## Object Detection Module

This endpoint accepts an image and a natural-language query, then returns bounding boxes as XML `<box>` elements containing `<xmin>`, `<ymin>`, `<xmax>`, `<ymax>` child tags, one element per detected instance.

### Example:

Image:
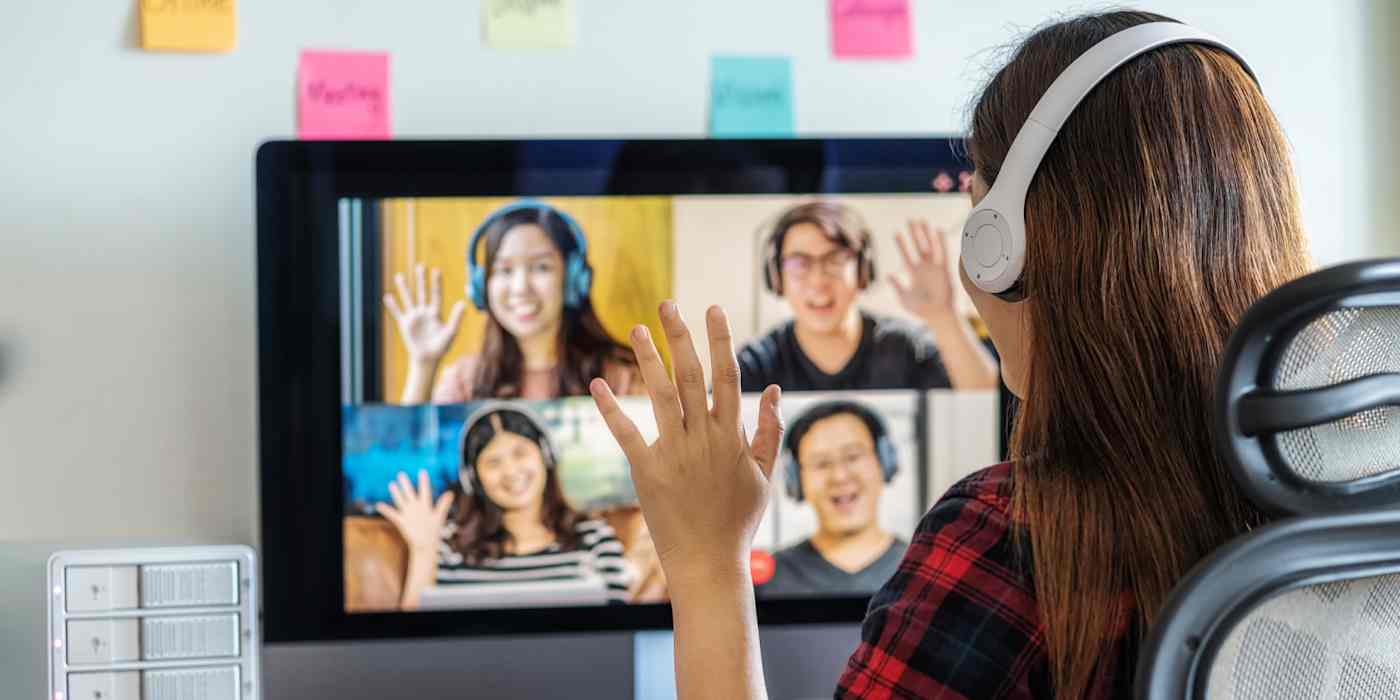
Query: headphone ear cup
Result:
<box><xmin>469</xmin><ymin>267</ymin><xmax>488</xmax><ymax>311</ymax></box>
<box><xmin>539</xmin><ymin>434</ymin><xmax>558</xmax><ymax>470</ymax></box>
<box><xmin>567</xmin><ymin>254</ymin><xmax>593</xmax><ymax>309</ymax></box>
<box><xmin>763</xmin><ymin>235</ymin><xmax>783</xmax><ymax>295</ymax></box>
<box><xmin>458</xmin><ymin>464</ymin><xmax>476</xmax><ymax>499</ymax></box>
<box><xmin>876</xmin><ymin>436</ymin><xmax>898</xmax><ymax>483</ymax></box>
<box><xmin>782</xmin><ymin>451</ymin><xmax>803</xmax><ymax>501</ymax></box>
<box><xmin>862</xmin><ymin>250</ymin><xmax>877</xmax><ymax>290</ymax></box>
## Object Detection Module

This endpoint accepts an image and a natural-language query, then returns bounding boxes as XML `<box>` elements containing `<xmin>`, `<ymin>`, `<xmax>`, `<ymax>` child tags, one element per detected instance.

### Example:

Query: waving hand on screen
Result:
<box><xmin>889</xmin><ymin>220</ymin><xmax>1000</xmax><ymax>390</ymax></box>
<box><xmin>383</xmin><ymin>264</ymin><xmax>467</xmax><ymax>403</ymax></box>
<box><xmin>889</xmin><ymin>219</ymin><xmax>958</xmax><ymax>324</ymax></box>
<box><xmin>375</xmin><ymin>469</ymin><xmax>454</xmax><ymax>610</ymax></box>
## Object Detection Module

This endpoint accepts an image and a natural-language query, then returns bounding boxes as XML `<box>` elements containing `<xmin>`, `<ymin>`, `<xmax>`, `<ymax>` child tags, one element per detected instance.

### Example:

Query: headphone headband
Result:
<box><xmin>961</xmin><ymin>22</ymin><xmax>1256</xmax><ymax>296</ymax></box>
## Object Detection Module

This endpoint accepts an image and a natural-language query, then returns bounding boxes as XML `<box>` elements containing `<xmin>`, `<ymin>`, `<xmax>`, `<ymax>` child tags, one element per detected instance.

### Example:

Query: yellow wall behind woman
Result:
<box><xmin>381</xmin><ymin>197</ymin><xmax>673</xmax><ymax>401</ymax></box>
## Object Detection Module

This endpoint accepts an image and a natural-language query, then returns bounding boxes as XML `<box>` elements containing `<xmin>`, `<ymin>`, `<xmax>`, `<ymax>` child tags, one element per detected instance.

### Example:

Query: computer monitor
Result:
<box><xmin>256</xmin><ymin>138</ymin><xmax>1007</xmax><ymax>643</ymax></box>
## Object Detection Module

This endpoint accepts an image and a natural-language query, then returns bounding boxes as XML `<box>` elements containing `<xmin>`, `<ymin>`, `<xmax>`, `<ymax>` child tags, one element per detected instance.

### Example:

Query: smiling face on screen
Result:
<box><xmin>779</xmin><ymin>222</ymin><xmax>862</xmax><ymax>335</ymax></box>
<box><xmin>797</xmin><ymin>413</ymin><xmax>885</xmax><ymax>538</ymax></box>
<box><xmin>474</xmin><ymin>423</ymin><xmax>549</xmax><ymax>513</ymax></box>
<box><xmin>485</xmin><ymin>223</ymin><xmax>566</xmax><ymax>344</ymax></box>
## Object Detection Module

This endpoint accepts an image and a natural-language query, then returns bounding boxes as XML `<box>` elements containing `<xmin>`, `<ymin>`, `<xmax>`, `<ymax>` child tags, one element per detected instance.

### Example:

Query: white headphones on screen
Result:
<box><xmin>960</xmin><ymin>22</ymin><xmax>1257</xmax><ymax>298</ymax></box>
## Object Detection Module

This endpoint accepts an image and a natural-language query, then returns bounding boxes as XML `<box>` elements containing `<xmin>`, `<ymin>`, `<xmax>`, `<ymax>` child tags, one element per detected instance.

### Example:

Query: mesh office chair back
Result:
<box><xmin>1138</xmin><ymin>259</ymin><xmax>1400</xmax><ymax>699</ymax></box>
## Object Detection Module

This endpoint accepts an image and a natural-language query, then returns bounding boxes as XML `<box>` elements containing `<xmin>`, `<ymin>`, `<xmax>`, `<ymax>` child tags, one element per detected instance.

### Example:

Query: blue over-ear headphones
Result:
<box><xmin>781</xmin><ymin>400</ymin><xmax>899</xmax><ymax>502</ymax></box>
<box><xmin>465</xmin><ymin>199</ymin><xmax>593</xmax><ymax>311</ymax></box>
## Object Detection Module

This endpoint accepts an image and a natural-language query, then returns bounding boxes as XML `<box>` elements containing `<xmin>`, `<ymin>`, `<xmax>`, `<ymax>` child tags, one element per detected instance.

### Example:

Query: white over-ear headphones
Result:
<box><xmin>960</xmin><ymin>22</ymin><xmax>1256</xmax><ymax>297</ymax></box>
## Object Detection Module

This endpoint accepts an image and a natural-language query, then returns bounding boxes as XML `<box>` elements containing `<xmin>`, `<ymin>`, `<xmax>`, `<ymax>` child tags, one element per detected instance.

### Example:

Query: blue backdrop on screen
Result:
<box><xmin>342</xmin><ymin>404</ymin><xmax>468</xmax><ymax>513</ymax></box>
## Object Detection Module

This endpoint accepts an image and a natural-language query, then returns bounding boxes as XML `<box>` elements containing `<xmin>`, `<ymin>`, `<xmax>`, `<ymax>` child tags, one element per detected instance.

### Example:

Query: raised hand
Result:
<box><xmin>889</xmin><ymin>219</ymin><xmax>959</xmax><ymax>326</ymax></box>
<box><xmin>375</xmin><ymin>470</ymin><xmax>454</xmax><ymax>556</ymax></box>
<box><xmin>383</xmin><ymin>264</ymin><xmax>466</xmax><ymax>367</ymax></box>
<box><xmin>588</xmin><ymin>302</ymin><xmax>783</xmax><ymax>584</ymax></box>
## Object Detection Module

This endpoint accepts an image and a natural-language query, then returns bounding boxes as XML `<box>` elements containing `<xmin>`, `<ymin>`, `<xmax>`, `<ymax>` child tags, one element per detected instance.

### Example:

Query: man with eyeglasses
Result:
<box><xmin>758</xmin><ymin>401</ymin><xmax>907</xmax><ymax>597</ymax></box>
<box><xmin>737</xmin><ymin>200</ymin><xmax>998</xmax><ymax>393</ymax></box>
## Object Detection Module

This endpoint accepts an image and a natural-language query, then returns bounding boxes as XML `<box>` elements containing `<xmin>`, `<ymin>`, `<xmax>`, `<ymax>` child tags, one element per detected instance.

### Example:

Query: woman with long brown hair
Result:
<box><xmin>588</xmin><ymin>9</ymin><xmax>1311</xmax><ymax>698</ymax></box>
<box><xmin>378</xmin><ymin>404</ymin><xmax>635</xmax><ymax>609</ymax></box>
<box><xmin>384</xmin><ymin>200</ymin><xmax>640</xmax><ymax>403</ymax></box>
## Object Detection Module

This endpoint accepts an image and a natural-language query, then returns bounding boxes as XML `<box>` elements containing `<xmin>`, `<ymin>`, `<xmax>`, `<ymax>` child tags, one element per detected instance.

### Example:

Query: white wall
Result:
<box><xmin>1</xmin><ymin>0</ymin><xmax>1396</xmax><ymax>545</ymax></box>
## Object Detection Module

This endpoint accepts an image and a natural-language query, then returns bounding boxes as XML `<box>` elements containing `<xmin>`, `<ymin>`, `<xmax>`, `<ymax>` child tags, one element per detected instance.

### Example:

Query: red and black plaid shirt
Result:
<box><xmin>835</xmin><ymin>463</ymin><xmax>1137</xmax><ymax>699</ymax></box>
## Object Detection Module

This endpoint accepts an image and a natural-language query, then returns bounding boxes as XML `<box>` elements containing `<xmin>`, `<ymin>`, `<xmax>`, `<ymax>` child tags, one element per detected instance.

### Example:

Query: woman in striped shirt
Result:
<box><xmin>377</xmin><ymin>403</ymin><xmax>634</xmax><ymax>609</ymax></box>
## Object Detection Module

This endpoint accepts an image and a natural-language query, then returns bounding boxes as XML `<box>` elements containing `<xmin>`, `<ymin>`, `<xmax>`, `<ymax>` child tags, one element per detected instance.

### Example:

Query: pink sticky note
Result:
<box><xmin>298</xmin><ymin>50</ymin><xmax>391</xmax><ymax>139</ymax></box>
<box><xmin>831</xmin><ymin>0</ymin><xmax>912</xmax><ymax>59</ymax></box>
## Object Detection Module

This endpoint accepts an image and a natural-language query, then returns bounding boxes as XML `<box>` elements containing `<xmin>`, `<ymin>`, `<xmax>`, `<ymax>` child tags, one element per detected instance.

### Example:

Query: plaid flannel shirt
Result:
<box><xmin>835</xmin><ymin>462</ymin><xmax>1136</xmax><ymax>699</ymax></box>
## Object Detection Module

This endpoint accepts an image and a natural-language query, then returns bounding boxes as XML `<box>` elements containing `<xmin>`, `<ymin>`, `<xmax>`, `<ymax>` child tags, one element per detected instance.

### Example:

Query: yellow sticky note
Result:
<box><xmin>483</xmin><ymin>0</ymin><xmax>576</xmax><ymax>50</ymax></box>
<box><xmin>140</xmin><ymin>0</ymin><xmax>237</xmax><ymax>53</ymax></box>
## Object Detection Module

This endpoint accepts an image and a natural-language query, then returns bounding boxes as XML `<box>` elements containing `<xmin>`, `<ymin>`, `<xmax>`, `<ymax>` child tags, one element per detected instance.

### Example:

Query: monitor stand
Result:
<box><xmin>633</xmin><ymin>630</ymin><xmax>677</xmax><ymax>700</ymax></box>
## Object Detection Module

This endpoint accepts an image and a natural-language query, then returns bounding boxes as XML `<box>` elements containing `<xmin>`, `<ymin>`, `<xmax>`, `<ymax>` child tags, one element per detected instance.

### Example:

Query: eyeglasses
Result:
<box><xmin>803</xmin><ymin>447</ymin><xmax>876</xmax><ymax>474</ymax></box>
<box><xmin>779</xmin><ymin>249</ymin><xmax>857</xmax><ymax>280</ymax></box>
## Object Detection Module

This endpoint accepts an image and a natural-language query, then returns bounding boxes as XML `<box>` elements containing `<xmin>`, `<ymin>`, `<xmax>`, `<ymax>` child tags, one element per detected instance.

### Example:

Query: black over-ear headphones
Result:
<box><xmin>761</xmin><ymin>201</ymin><xmax>876</xmax><ymax>296</ymax></box>
<box><xmin>458</xmin><ymin>401</ymin><xmax>558</xmax><ymax>503</ymax></box>
<box><xmin>781</xmin><ymin>400</ymin><xmax>899</xmax><ymax>502</ymax></box>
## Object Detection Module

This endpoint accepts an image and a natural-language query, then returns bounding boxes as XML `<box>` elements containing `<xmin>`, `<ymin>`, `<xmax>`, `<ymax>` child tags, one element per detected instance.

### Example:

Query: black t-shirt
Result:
<box><xmin>737</xmin><ymin>311</ymin><xmax>952</xmax><ymax>393</ymax></box>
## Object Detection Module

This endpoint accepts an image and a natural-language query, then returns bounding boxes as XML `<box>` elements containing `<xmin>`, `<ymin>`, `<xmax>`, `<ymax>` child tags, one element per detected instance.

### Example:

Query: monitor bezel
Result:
<box><xmin>255</xmin><ymin>137</ymin><xmax>1003</xmax><ymax>643</ymax></box>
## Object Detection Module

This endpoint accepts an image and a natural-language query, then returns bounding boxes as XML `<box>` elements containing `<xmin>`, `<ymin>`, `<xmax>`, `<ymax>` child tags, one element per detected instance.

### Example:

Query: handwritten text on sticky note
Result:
<box><xmin>483</xmin><ymin>0</ymin><xmax>576</xmax><ymax>49</ymax></box>
<box><xmin>831</xmin><ymin>0</ymin><xmax>912</xmax><ymax>59</ymax></box>
<box><xmin>298</xmin><ymin>50</ymin><xmax>391</xmax><ymax>140</ymax></box>
<box><xmin>710</xmin><ymin>56</ymin><xmax>794</xmax><ymax>138</ymax></box>
<box><xmin>140</xmin><ymin>0</ymin><xmax>237</xmax><ymax>53</ymax></box>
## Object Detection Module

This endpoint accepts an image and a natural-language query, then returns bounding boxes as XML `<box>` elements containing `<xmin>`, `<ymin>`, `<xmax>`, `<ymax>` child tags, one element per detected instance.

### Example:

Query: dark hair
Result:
<box><xmin>451</xmin><ymin>408</ymin><xmax>582</xmax><ymax>564</ymax></box>
<box><xmin>763</xmin><ymin>201</ymin><xmax>875</xmax><ymax>293</ymax></box>
<box><xmin>784</xmin><ymin>401</ymin><xmax>884</xmax><ymax>468</ymax></box>
<box><xmin>469</xmin><ymin>206</ymin><xmax>636</xmax><ymax>398</ymax></box>
<box><xmin>969</xmin><ymin>10</ymin><xmax>1311</xmax><ymax>695</ymax></box>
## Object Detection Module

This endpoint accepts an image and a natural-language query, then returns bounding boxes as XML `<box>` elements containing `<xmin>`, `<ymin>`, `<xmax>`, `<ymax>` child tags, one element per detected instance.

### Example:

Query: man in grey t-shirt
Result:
<box><xmin>758</xmin><ymin>401</ymin><xmax>909</xmax><ymax>598</ymax></box>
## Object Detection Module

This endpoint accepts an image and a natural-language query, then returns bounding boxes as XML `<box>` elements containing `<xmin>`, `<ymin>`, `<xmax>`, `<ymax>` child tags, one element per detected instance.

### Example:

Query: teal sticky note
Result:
<box><xmin>709</xmin><ymin>56</ymin><xmax>794</xmax><ymax>137</ymax></box>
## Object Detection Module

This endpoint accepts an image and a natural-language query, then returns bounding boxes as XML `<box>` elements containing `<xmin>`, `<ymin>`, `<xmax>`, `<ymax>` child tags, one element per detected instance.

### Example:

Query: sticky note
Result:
<box><xmin>483</xmin><ymin>0</ymin><xmax>576</xmax><ymax>49</ymax></box>
<box><xmin>139</xmin><ymin>0</ymin><xmax>237</xmax><ymax>53</ymax></box>
<box><xmin>830</xmin><ymin>0</ymin><xmax>912</xmax><ymax>59</ymax></box>
<box><xmin>709</xmin><ymin>56</ymin><xmax>794</xmax><ymax>138</ymax></box>
<box><xmin>297</xmin><ymin>51</ymin><xmax>392</xmax><ymax>140</ymax></box>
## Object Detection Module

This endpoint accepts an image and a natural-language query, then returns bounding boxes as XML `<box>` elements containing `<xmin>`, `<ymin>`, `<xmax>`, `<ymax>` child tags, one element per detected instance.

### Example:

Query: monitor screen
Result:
<box><xmin>257</xmin><ymin>139</ymin><xmax>1008</xmax><ymax>641</ymax></box>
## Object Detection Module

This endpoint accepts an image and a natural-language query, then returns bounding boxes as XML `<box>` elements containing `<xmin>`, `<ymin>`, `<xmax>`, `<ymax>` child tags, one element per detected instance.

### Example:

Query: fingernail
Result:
<box><xmin>660</xmin><ymin>300</ymin><xmax>677</xmax><ymax>319</ymax></box>
<box><xmin>632</xmin><ymin>325</ymin><xmax>648</xmax><ymax>341</ymax></box>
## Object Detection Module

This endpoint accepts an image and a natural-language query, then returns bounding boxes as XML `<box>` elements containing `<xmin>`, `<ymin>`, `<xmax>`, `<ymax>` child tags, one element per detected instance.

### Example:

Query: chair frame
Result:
<box><xmin>1217</xmin><ymin>258</ymin><xmax>1400</xmax><ymax>515</ymax></box>
<box><xmin>1135</xmin><ymin>508</ymin><xmax>1400</xmax><ymax>699</ymax></box>
<box><xmin>1140</xmin><ymin>258</ymin><xmax>1400</xmax><ymax>698</ymax></box>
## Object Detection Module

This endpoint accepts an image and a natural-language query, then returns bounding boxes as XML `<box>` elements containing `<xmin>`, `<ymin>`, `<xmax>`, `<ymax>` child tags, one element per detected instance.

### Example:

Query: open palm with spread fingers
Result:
<box><xmin>589</xmin><ymin>302</ymin><xmax>783</xmax><ymax>583</ymax></box>
<box><xmin>376</xmin><ymin>470</ymin><xmax>454</xmax><ymax>610</ymax></box>
<box><xmin>590</xmin><ymin>301</ymin><xmax>782</xmax><ymax>700</ymax></box>
<box><xmin>376</xmin><ymin>470</ymin><xmax>454</xmax><ymax>555</ymax></box>
<box><xmin>890</xmin><ymin>219</ymin><xmax>959</xmax><ymax>325</ymax></box>
<box><xmin>383</xmin><ymin>263</ymin><xmax>467</xmax><ymax>366</ymax></box>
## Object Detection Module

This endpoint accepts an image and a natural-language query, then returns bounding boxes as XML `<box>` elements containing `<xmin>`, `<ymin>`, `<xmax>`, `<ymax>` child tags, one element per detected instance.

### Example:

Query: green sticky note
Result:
<box><xmin>709</xmin><ymin>56</ymin><xmax>794</xmax><ymax>138</ymax></box>
<box><xmin>483</xmin><ymin>0</ymin><xmax>576</xmax><ymax>49</ymax></box>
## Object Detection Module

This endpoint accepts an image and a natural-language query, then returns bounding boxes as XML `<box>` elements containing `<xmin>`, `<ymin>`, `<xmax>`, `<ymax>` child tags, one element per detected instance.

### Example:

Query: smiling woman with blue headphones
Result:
<box><xmin>383</xmin><ymin>200</ymin><xmax>640</xmax><ymax>403</ymax></box>
<box><xmin>587</xmin><ymin>9</ymin><xmax>1313</xmax><ymax>699</ymax></box>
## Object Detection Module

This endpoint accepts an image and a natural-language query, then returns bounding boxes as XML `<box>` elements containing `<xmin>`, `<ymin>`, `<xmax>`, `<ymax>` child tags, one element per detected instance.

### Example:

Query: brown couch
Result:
<box><xmin>343</xmin><ymin>506</ymin><xmax>660</xmax><ymax>612</ymax></box>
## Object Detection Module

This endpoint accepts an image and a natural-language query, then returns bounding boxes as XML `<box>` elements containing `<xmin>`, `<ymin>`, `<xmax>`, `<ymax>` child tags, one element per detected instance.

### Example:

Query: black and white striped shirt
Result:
<box><xmin>436</xmin><ymin>519</ymin><xmax>633</xmax><ymax>604</ymax></box>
